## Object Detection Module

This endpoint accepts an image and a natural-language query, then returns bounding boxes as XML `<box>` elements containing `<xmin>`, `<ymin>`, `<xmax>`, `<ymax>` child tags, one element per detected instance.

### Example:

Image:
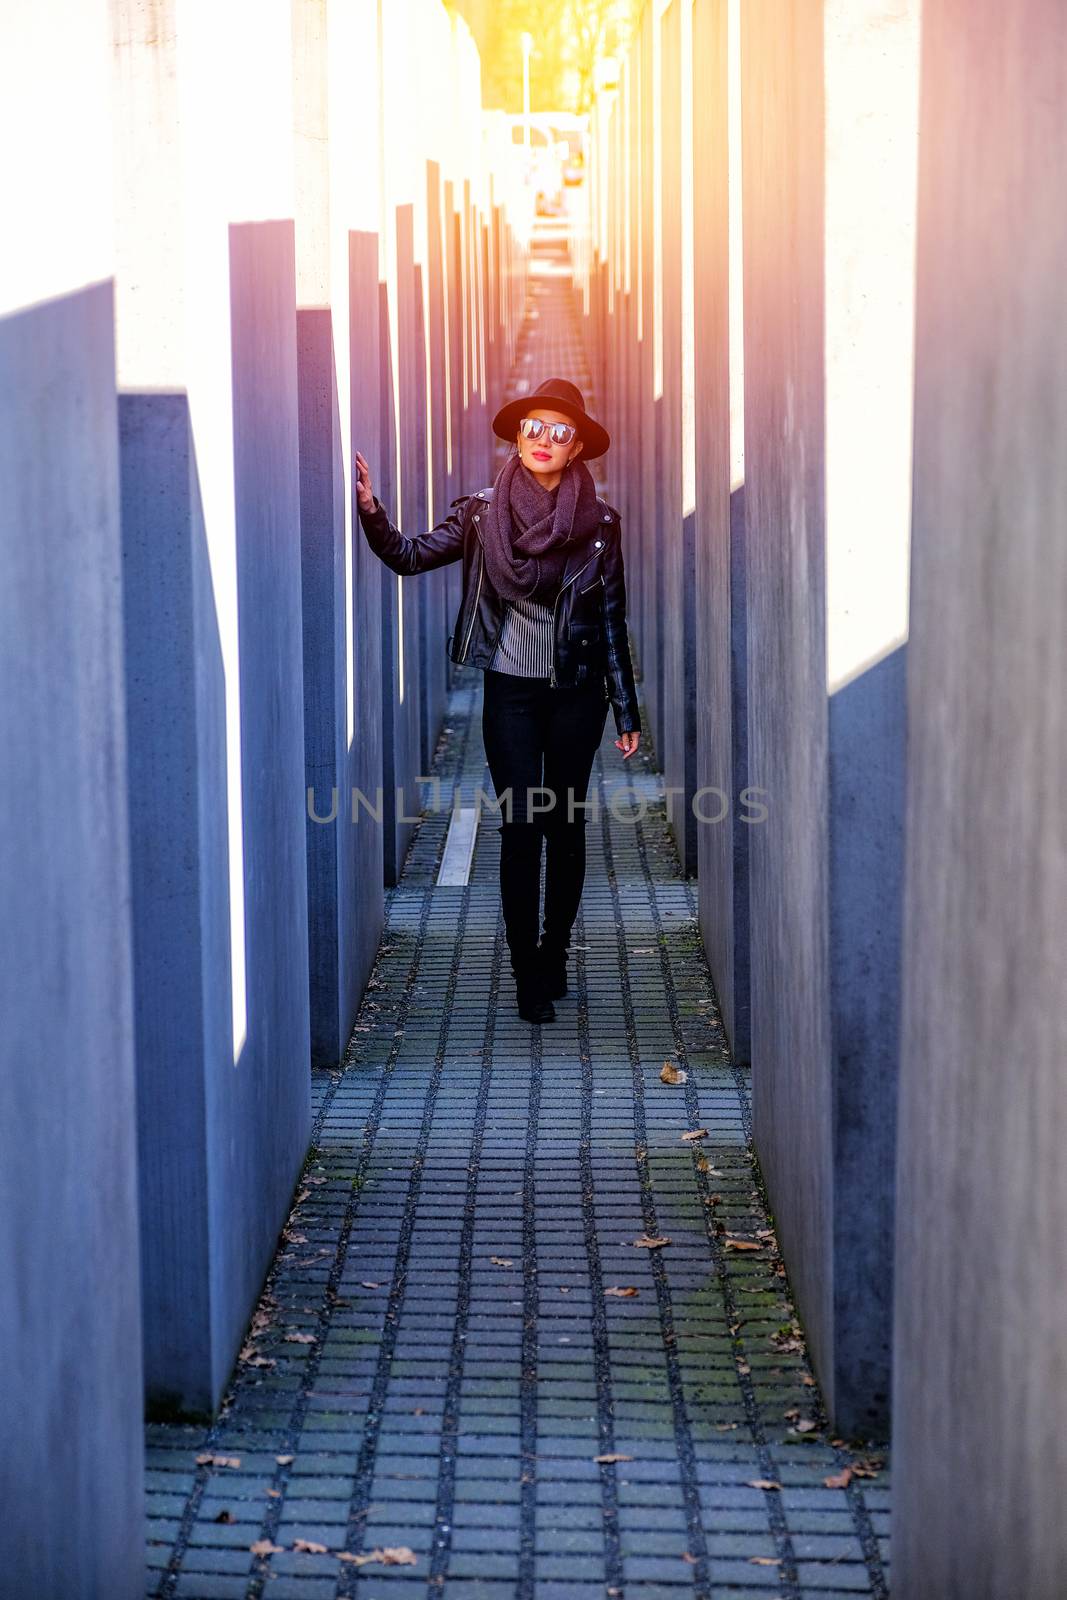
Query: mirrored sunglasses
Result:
<box><xmin>519</xmin><ymin>417</ymin><xmax>578</xmax><ymax>447</ymax></box>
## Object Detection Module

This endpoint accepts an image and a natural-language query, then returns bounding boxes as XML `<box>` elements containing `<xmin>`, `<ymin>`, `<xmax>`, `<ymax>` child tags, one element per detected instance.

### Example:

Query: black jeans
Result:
<box><xmin>481</xmin><ymin>668</ymin><xmax>609</xmax><ymax>967</ymax></box>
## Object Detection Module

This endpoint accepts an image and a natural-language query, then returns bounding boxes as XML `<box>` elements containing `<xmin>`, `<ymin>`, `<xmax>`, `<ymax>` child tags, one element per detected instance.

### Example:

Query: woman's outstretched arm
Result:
<box><xmin>355</xmin><ymin>450</ymin><xmax>466</xmax><ymax>575</ymax></box>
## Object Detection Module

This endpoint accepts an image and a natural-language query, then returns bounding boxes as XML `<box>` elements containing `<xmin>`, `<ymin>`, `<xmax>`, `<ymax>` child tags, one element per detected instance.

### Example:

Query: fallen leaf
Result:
<box><xmin>660</xmin><ymin>1060</ymin><xmax>687</xmax><ymax>1085</ymax></box>
<box><xmin>681</xmin><ymin>1129</ymin><xmax>709</xmax><ymax>1143</ymax></box>
<box><xmin>632</xmin><ymin>1235</ymin><xmax>671</xmax><ymax>1249</ymax></box>
<box><xmin>275</xmin><ymin>1454</ymin><xmax>294</xmax><ymax>1465</ymax></box>
<box><xmin>604</xmin><ymin>1285</ymin><xmax>639</xmax><ymax>1298</ymax></box>
<box><xmin>824</xmin><ymin>1467</ymin><xmax>853</xmax><ymax>1489</ymax></box>
<box><xmin>293</xmin><ymin>1538</ymin><xmax>329</xmax><ymax>1554</ymax></box>
<box><xmin>750</xmin><ymin>1556</ymin><xmax>781</xmax><ymax>1566</ymax></box>
<box><xmin>360</xmin><ymin>1281</ymin><xmax>382</xmax><ymax>1289</ymax></box>
<box><xmin>681</xmin><ymin>1551</ymin><xmax>698</xmax><ymax>1565</ymax></box>
<box><xmin>337</xmin><ymin>1546</ymin><xmax>418</xmax><ymax>1567</ymax></box>
<box><xmin>723</xmin><ymin>1236</ymin><xmax>762</xmax><ymax>1252</ymax></box>
<box><xmin>250</xmin><ymin>1538</ymin><xmax>286</xmax><ymax>1556</ymax></box>
<box><xmin>595</xmin><ymin>1453</ymin><xmax>634</xmax><ymax>1464</ymax></box>
<box><xmin>694</xmin><ymin>1154</ymin><xmax>710</xmax><ymax>1174</ymax></box>
<box><xmin>284</xmin><ymin>1332</ymin><xmax>315</xmax><ymax>1344</ymax></box>
<box><xmin>801</xmin><ymin>1373</ymin><xmax>816</xmax><ymax>1387</ymax></box>
<box><xmin>714</xmin><ymin>1422</ymin><xmax>739</xmax><ymax>1431</ymax></box>
<box><xmin>215</xmin><ymin>1510</ymin><xmax>234</xmax><ymax>1524</ymax></box>
<box><xmin>197</xmin><ymin>1454</ymin><xmax>241</xmax><ymax>1469</ymax></box>
<box><xmin>490</xmin><ymin>1256</ymin><xmax>514</xmax><ymax>1268</ymax></box>
<box><xmin>737</xmin><ymin>1360</ymin><xmax>751</xmax><ymax>1376</ymax></box>
<box><xmin>266</xmin><ymin>1489</ymin><xmax>281</xmax><ymax>1498</ymax></box>
<box><xmin>746</xmin><ymin>1479</ymin><xmax>781</xmax><ymax>1491</ymax></box>
<box><xmin>794</xmin><ymin>1419</ymin><xmax>817</xmax><ymax>1433</ymax></box>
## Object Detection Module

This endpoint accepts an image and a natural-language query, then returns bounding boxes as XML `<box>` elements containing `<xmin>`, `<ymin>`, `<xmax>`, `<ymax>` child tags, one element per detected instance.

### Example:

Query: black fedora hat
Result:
<box><xmin>492</xmin><ymin>377</ymin><xmax>611</xmax><ymax>461</ymax></box>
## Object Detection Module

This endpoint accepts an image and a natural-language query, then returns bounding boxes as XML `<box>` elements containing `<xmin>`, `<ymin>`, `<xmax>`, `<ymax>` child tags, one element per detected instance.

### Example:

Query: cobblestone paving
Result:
<box><xmin>145</xmin><ymin>225</ymin><xmax>890</xmax><ymax>1598</ymax></box>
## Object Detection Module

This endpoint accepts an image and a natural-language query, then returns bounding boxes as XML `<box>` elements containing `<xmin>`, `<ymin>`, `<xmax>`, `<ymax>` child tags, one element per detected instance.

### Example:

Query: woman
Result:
<box><xmin>355</xmin><ymin>377</ymin><xmax>641</xmax><ymax>1025</ymax></box>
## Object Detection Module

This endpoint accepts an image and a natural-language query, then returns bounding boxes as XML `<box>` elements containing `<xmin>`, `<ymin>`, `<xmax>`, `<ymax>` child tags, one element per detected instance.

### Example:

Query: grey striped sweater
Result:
<box><xmin>487</xmin><ymin>597</ymin><xmax>555</xmax><ymax>679</ymax></box>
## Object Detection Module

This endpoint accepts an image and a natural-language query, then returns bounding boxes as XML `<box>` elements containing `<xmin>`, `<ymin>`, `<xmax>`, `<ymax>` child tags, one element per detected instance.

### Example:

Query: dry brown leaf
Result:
<box><xmin>794</xmin><ymin>1419</ymin><xmax>817</xmax><ymax>1433</ymax></box>
<box><xmin>360</xmin><ymin>1281</ymin><xmax>382</xmax><ymax>1289</ymax></box>
<box><xmin>723</xmin><ymin>1236</ymin><xmax>762</xmax><ymax>1251</ymax></box>
<box><xmin>824</xmin><ymin>1467</ymin><xmax>853</xmax><ymax>1489</ymax></box>
<box><xmin>737</xmin><ymin>1360</ymin><xmax>751</xmax><ymax>1376</ymax></box>
<box><xmin>750</xmin><ymin>1556</ymin><xmax>781</xmax><ymax>1566</ymax></box>
<box><xmin>681</xmin><ymin>1551</ymin><xmax>698</xmax><ymax>1565</ymax></box>
<box><xmin>595</xmin><ymin>1453</ymin><xmax>634</xmax><ymax>1464</ymax></box>
<box><xmin>489</xmin><ymin>1256</ymin><xmax>514</xmax><ymax>1268</ymax></box>
<box><xmin>660</xmin><ymin>1060</ymin><xmax>687</xmax><ymax>1085</ymax></box>
<box><xmin>681</xmin><ymin>1129</ymin><xmax>709</xmax><ymax>1143</ymax></box>
<box><xmin>275</xmin><ymin>1454</ymin><xmax>295</xmax><ymax>1465</ymax></box>
<box><xmin>293</xmin><ymin>1538</ymin><xmax>329</xmax><ymax>1554</ymax></box>
<box><xmin>604</xmin><ymin>1286</ymin><xmax>639</xmax><ymax>1298</ymax></box>
<box><xmin>337</xmin><ymin>1546</ymin><xmax>418</xmax><ymax>1567</ymax></box>
<box><xmin>197</xmin><ymin>1454</ymin><xmax>241</xmax><ymax>1469</ymax></box>
<box><xmin>714</xmin><ymin>1422</ymin><xmax>739</xmax><ymax>1431</ymax></box>
<box><xmin>694</xmin><ymin>1154</ymin><xmax>710</xmax><ymax>1174</ymax></box>
<box><xmin>633</xmin><ymin>1235</ymin><xmax>671</xmax><ymax>1250</ymax></box>
<box><xmin>801</xmin><ymin>1373</ymin><xmax>816</xmax><ymax>1387</ymax></box>
<box><xmin>250</xmin><ymin>1539</ymin><xmax>285</xmax><ymax>1556</ymax></box>
<box><xmin>284</xmin><ymin>1332</ymin><xmax>315</xmax><ymax>1344</ymax></box>
<box><xmin>746</xmin><ymin>1479</ymin><xmax>781</xmax><ymax>1491</ymax></box>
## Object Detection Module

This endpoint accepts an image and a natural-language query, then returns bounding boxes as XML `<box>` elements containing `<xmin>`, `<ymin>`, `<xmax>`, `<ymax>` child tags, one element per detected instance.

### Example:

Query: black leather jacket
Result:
<box><xmin>358</xmin><ymin>486</ymin><xmax>641</xmax><ymax>734</ymax></box>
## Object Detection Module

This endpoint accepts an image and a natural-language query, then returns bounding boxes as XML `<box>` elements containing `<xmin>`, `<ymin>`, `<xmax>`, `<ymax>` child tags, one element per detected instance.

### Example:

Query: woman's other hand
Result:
<box><xmin>615</xmin><ymin>730</ymin><xmax>641</xmax><ymax>760</ymax></box>
<box><xmin>355</xmin><ymin>451</ymin><xmax>375</xmax><ymax>514</ymax></box>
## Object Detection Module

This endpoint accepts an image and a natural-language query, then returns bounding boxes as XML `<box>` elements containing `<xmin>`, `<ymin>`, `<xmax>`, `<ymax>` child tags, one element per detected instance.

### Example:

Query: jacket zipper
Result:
<box><xmin>549</xmin><ymin>551</ymin><xmax>598</xmax><ymax>687</ymax></box>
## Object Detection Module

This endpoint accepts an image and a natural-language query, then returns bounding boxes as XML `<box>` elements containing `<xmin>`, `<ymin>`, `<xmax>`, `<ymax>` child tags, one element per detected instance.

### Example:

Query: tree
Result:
<box><xmin>445</xmin><ymin>0</ymin><xmax>638</xmax><ymax>113</ymax></box>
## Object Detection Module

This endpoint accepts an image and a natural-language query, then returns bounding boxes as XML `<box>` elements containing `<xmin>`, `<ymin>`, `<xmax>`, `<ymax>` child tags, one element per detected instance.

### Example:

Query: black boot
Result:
<box><xmin>536</xmin><ymin>939</ymin><xmax>569</xmax><ymax>1001</ymax></box>
<box><xmin>512</xmin><ymin>951</ymin><xmax>555</xmax><ymax>1024</ymax></box>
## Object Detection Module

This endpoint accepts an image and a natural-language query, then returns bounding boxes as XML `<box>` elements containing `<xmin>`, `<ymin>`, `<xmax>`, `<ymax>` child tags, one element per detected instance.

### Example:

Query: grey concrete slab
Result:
<box><xmin>110</xmin><ymin>0</ymin><xmax>311</xmax><ymax>1419</ymax></box>
<box><xmin>0</xmin><ymin>277</ymin><xmax>145</xmax><ymax>1600</ymax></box>
<box><xmin>347</xmin><ymin>227</ymin><xmax>387</xmax><ymax>928</ymax></box>
<box><xmin>659</xmin><ymin>0</ymin><xmax>698</xmax><ymax>878</ymax></box>
<box><xmin>293</xmin><ymin>0</ymin><xmax>383</xmax><ymax>1068</ymax></box>
<box><xmin>740</xmin><ymin>0</ymin><xmax>916</xmax><ymax>1437</ymax></box>
<box><xmin>128</xmin><ymin>223</ymin><xmax>311</xmax><ymax>1420</ymax></box>
<box><xmin>892</xmin><ymin>1</ymin><xmax>1067</xmax><ymax>1593</ymax></box>
<box><xmin>693</xmin><ymin>0</ymin><xmax>751</xmax><ymax>1068</ymax></box>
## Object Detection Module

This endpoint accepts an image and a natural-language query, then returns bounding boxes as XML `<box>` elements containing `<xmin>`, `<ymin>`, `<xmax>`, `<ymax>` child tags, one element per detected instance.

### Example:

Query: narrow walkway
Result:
<box><xmin>145</xmin><ymin>231</ymin><xmax>890</xmax><ymax>1599</ymax></box>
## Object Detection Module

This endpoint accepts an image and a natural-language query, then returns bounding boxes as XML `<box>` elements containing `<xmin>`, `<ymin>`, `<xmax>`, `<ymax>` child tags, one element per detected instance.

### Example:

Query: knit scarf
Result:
<box><xmin>479</xmin><ymin>450</ymin><xmax>601</xmax><ymax>604</ymax></box>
